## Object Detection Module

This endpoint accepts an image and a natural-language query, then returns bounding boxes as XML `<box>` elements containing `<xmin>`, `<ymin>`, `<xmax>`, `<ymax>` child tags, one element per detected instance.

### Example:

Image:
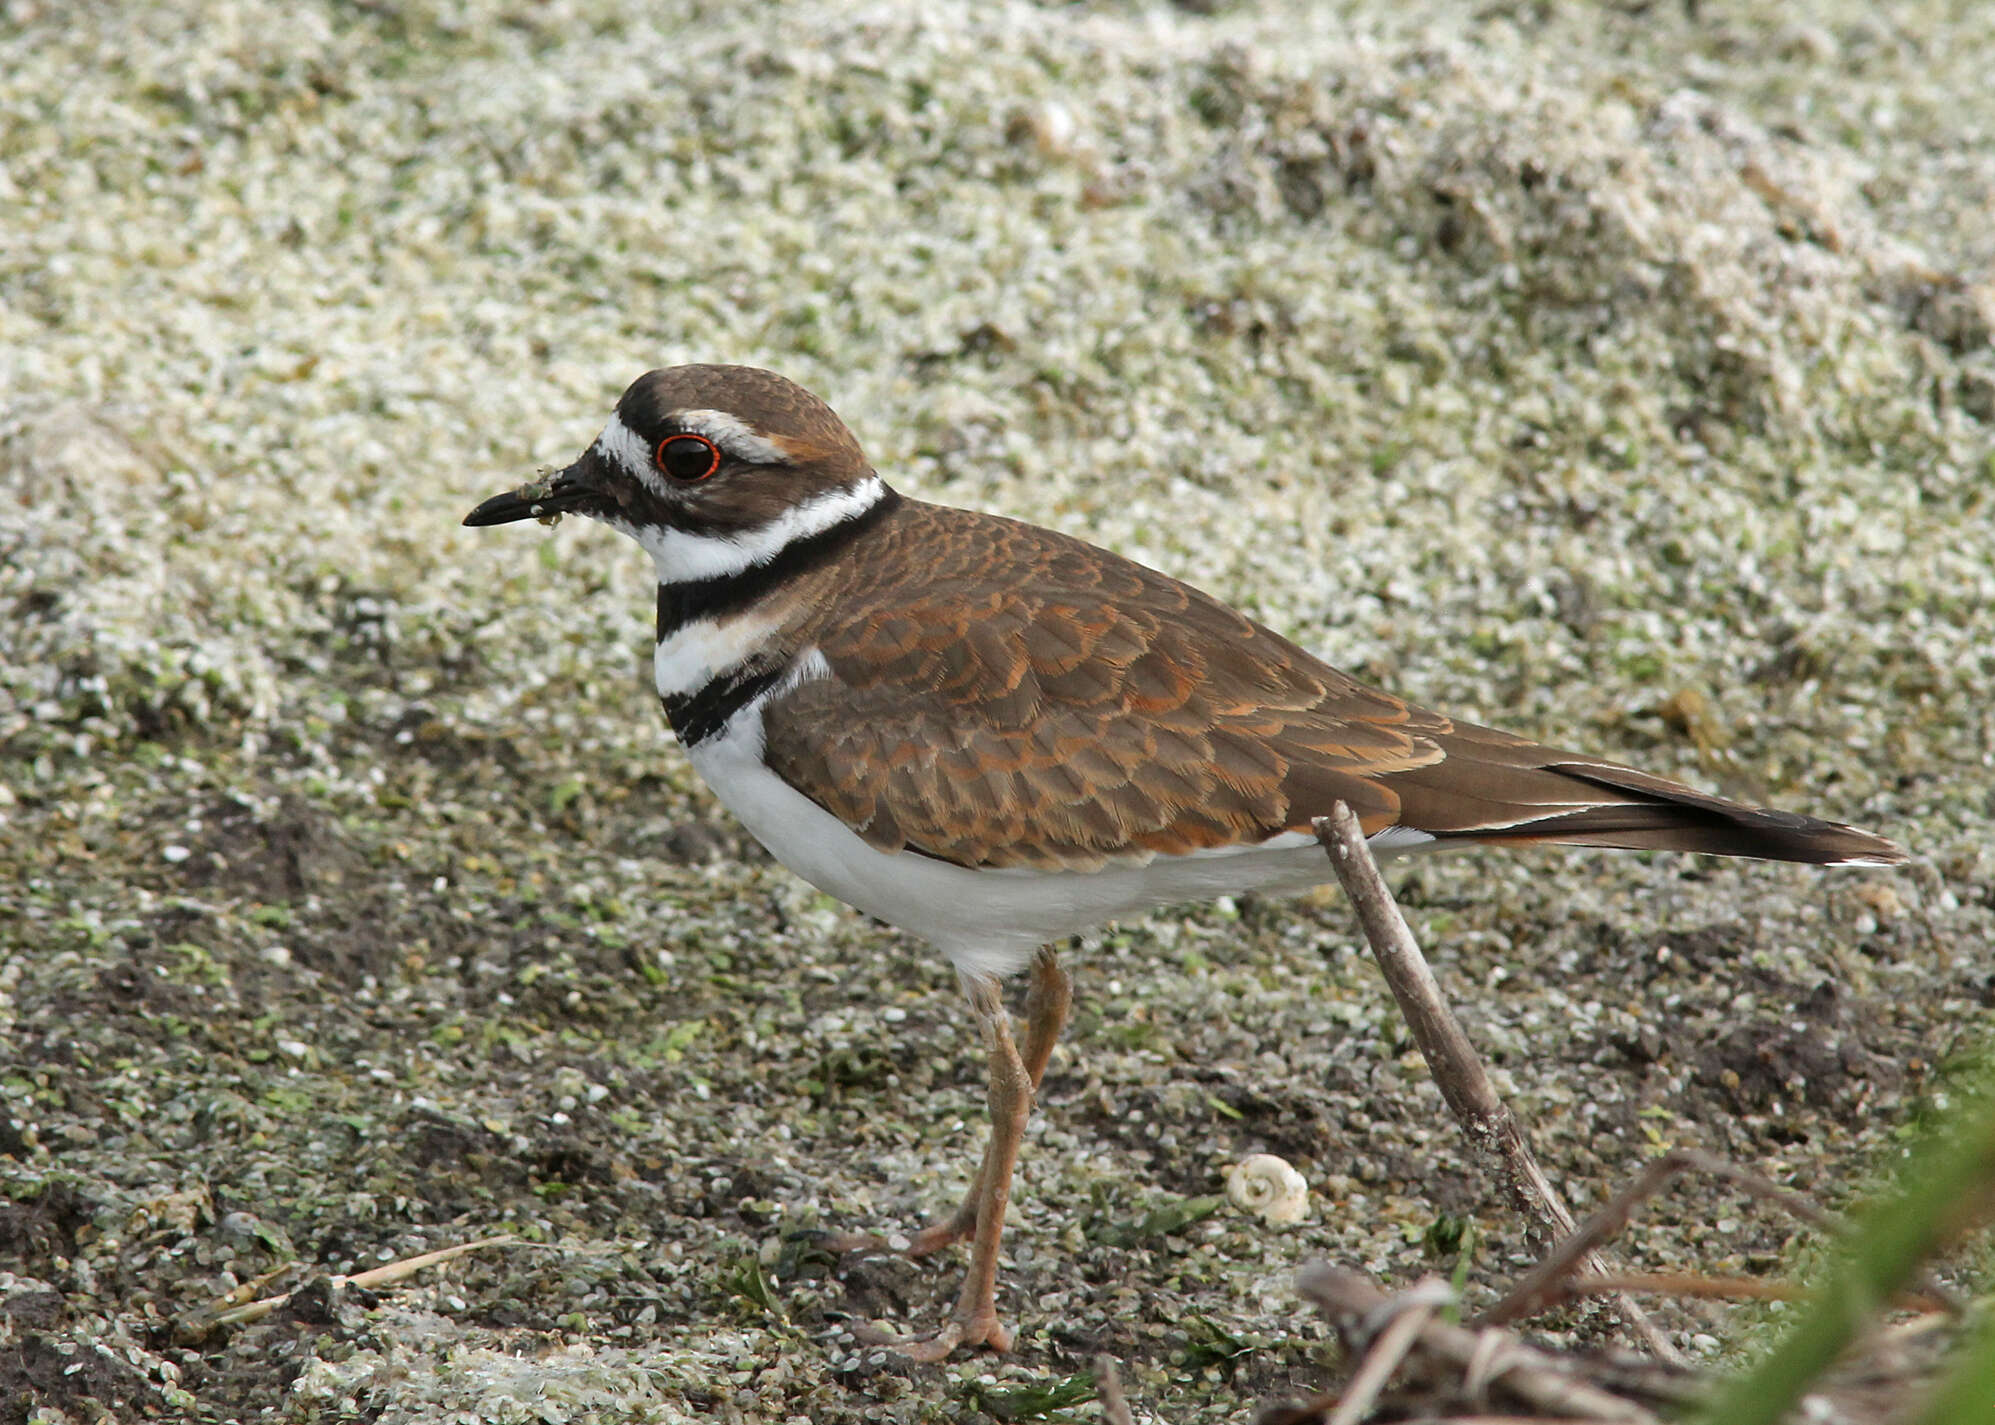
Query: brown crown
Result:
<box><xmin>616</xmin><ymin>365</ymin><xmax>868</xmax><ymax>470</ymax></box>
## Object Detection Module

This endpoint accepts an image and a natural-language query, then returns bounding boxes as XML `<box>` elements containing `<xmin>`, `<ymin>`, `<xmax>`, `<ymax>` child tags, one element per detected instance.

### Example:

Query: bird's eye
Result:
<box><xmin>654</xmin><ymin>434</ymin><xmax>721</xmax><ymax>482</ymax></box>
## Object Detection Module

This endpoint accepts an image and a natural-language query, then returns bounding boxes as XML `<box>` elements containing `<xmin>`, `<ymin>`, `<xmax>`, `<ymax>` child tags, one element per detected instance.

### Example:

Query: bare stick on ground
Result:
<box><xmin>1095</xmin><ymin>1354</ymin><xmax>1136</xmax><ymax>1425</ymax></box>
<box><xmin>1486</xmin><ymin>1145</ymin><xmax>1962</xmax><ymax>1325</ymax></box>
<box><xmin>177</xmin><ymin>1234</ymin><xmax>520</xmax><ymax>1339</ymax></box>
<box><xmin>1321</xmin><ymin>1275</ymin><xmax>1453</xmax><ymax>1425</ymax></box>
<box><xmin>1295</xmin><ymin>1267</ymin><xmax>1683</xmax><ymax>1424</ymax></box>
<box><xmin>1313</xmin><ymin>803</ymin><xmax>1680</xmax><ymax>1362</ymax></box>
<box><xmin>1484</xmin><ymin>1145</ymin><xmax>1827</xmax><ymax>1326</ymax></box>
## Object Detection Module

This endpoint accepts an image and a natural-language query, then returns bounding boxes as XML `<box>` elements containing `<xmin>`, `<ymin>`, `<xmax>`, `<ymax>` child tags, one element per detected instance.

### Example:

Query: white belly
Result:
<box><xmin>688</xmin><ymin>696</ymin><xmax>1370</xmax><ymax>979</ymax></box>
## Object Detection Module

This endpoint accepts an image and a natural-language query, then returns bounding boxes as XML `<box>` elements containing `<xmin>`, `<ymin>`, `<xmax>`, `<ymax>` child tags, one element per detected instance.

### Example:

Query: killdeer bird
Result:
<box><xmin>465</xmin><ymin>365</ymin><xmax>1903</xmax><ymax>1360</ymax></box>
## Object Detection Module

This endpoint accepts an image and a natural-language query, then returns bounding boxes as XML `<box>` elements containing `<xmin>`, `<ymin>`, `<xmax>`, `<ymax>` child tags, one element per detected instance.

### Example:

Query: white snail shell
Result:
<box><xmin>1226</xmin><ymin>1153</ymin><xmax>1309</xmax><ymax>1225</ymax></box>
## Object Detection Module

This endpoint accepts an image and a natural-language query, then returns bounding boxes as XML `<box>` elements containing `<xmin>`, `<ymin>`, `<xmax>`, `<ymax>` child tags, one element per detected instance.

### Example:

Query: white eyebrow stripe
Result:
<box><xmin>669</xmin><ymin>408</ymin><xmax>795</xmax><ymax>466</ymax></box>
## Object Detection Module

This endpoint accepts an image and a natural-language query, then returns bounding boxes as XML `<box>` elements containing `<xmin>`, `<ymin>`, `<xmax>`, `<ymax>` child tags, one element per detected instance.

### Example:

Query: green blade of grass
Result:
<box><xmin>1696</xmin><ymin>1095</ymin><xmax>1995</xmax><ymax>1425</ymax></box>
<box><xmin>1907</xmin><ymin>1298</ymin><xmax>1995</xmax><ymax>1425</ymax></box>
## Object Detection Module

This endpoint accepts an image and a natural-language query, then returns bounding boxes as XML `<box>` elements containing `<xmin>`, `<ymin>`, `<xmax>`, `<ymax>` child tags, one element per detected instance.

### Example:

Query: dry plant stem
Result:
<box><xmin>1486</xmin><ymin>1148</ymin><xmax>1825</xmax><ymax>1325</ymax></box>
<box><xmin>204</xmin><ymin>1235</ymin><xmax>518</xmax><ymax>1329</ymax></box>
<box><xmin>1488</xmin><ymin>1145</ymin><xmax>1962</xmax><ymax>1325</ymax></box>
<box><xmin>1326</xmin><ymin>1276</ymin><xmax>1448</xmax><ymax>1425</ymax></box>
<box><xmin>1562</xmin><ymin>1271</ymin><xmax>1805</xmax><ymax>1304</ymax></box>
<box><xmin>1313</xmin><ymin>805</ymin><xmax>1680</xmax><ymax>1365</ymax></box>
<box><xmin>1545</xmin><ymin>1270</ymin><xmax>1952</xmax><ymax>1314</ymax></box>
<box><xmin>1391</xmin><ymin>1418</ymin><xmax>1644</xmax><ymax>1424</ymax></box>
<box><xmin>210</xmin><ymin>1262</ymin><xmax>303</xmax><ymax>1311</ymax></box>
<box><xmin>1095</xmin><ymin>1353</ymin><xmax>1136</xmax><ymax>1425</ymax></box>
<box><xmin>1300</xmin><ymin>1266</ymin><xmax>1662</xmax><ymax>1424</ymax></box>
<box><xmin>1879</xmin><ymin>1313</ymin><xmax>1957</xmax><ymax>1347</ymax></box>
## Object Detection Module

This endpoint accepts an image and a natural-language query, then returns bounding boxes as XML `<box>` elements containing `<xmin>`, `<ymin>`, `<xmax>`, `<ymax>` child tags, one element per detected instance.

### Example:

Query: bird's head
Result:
<box><xmin>464</xmin><ymin>364</ymin><xmax>881</xmax><ymax>579</ymax></box>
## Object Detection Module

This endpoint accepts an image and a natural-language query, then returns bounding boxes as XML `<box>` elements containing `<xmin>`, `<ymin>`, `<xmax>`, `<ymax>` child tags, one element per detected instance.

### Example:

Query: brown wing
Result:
<box><xmin>760</xmin><ymin>502</ymin><xmax>1903</xmax><ymax>871</ymax></box>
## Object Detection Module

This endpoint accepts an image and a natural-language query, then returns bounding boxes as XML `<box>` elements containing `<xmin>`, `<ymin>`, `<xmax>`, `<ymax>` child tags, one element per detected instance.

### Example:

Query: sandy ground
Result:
<box><xmin>3</xmin><ymin>1</ymin><xmax>1992</xmax><ymax>1420</ymax></box>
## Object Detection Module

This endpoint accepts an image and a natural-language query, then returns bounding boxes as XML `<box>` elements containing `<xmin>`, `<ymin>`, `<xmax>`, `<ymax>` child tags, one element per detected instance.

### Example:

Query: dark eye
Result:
<box><xmin>654</xmin><ymin>434</ymin><xmax>721</xmax><ymax>482</ymax></box>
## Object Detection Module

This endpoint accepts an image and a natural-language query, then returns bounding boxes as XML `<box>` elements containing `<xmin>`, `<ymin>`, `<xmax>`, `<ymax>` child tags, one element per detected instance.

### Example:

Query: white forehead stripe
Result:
<box><xmin>670</xmin><ymin>409</ymin><xmax>795</xmax><ymax>466</ymax></box>
<box><xmin>610</xmin><ymin>474</ymin><xmax>889</xmax><ymax>584</ymax></box>
<box><xmin>592</xmin><ymin>411</ymin><xmax>657</xmax><ymax>486</ymax></box>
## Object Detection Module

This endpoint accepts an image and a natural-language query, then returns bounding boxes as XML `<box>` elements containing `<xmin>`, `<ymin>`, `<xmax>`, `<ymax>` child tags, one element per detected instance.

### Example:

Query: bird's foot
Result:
<box><xmin>853</xmin><ymin>1306</ymin><xmax>1013</xmax><ymax>1362</ymax></box>
<box><xmin>817</xmin><ymin>1198</ymin><xmax>980</xmax><ymax>1259</ymax></box>
<box><xmin>905</xmin><ymin>1199</ymin><xmax>979</xmax><ymax>1256</ymax></box>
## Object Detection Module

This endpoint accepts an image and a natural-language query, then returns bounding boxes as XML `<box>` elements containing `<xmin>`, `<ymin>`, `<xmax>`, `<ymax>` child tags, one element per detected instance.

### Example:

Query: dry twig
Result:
<box><xmin>177</xmin><ymin>1234</ymin><xmax>519</xmax><ymax>1339</ymax></box>
<box><xmin>1485</xmin><ymin>1143</ymin><xmax>1962</xmax><ymax>1325</ymax></box>
<box><xmin>1324</xmin><ymin>1276</ymin><xmax>1452</xmax><ymax>1425</ymax></box>
<box><xmin>1312</xmin><ymin>805</ymin><xmax>1680</xmax><ymax>1363</ymax></box>
<box><xmin>1095</xmin><ymin>1353</ymin><xmax>1136</xmax><ymax>1425</ymax></box>
<box><xmin>1485</xmin><ymin>1148</ymin><xmax>1824</xmax><ymax>1325</ymax></box>
<box><xmin>1295</xmin><ymin>1267</ymin><xmax>1677</xmax><ymax>1424</ymax></box>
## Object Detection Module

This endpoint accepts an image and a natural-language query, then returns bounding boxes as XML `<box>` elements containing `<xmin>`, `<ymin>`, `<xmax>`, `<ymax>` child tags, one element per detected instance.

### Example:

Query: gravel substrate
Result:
<box><xmin>3</xmin><ymin>1</ymin><xmax>1992</xmax><ymax>1421</ymax></box>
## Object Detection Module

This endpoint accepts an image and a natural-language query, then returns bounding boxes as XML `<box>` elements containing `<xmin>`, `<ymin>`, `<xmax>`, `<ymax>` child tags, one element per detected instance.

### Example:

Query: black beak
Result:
<box><xmin>462</xmin><ymin>455</ymin><xmax>601</xmax><ymax>527</ymax></box>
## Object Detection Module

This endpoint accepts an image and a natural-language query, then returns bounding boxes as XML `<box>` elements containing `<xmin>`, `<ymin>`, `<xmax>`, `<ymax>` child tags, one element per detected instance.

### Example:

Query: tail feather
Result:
<box><xmin>1368</xmin><ymin>712</ymin><xmax>1907</xmax><ymax>868</ymax></box>
<box><xmin>1432</xmin><ymin>760</ymin><xmax>1905</xmax><ymax>866</ymax></box>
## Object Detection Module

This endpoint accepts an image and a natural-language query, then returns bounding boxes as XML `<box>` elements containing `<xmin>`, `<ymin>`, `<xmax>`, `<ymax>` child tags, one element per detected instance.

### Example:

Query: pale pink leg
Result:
<box><xmin>907</xmin><ymin>947</ymin><xmax>1071</xmax><ymax>1256</ymax></box>
<box><xmin>859</xmin><ymin>947</ymin><xmax>1071</xmax><ymax>1360</ymax></box>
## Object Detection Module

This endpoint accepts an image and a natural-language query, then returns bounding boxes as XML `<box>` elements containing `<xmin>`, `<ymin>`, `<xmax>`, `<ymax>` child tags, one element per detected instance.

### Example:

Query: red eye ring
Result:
<box><xmin>654</xmin><ymin>433</ymin><xmax>721</xmax><ymax>483</ymax></box>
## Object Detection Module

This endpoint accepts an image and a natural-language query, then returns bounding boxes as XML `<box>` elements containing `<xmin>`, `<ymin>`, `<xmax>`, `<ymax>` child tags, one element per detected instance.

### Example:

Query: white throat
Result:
<box><xmin>603</xmin><ymin>473</ymin><xmax>888</xmax><ymax>585</ymax></box>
